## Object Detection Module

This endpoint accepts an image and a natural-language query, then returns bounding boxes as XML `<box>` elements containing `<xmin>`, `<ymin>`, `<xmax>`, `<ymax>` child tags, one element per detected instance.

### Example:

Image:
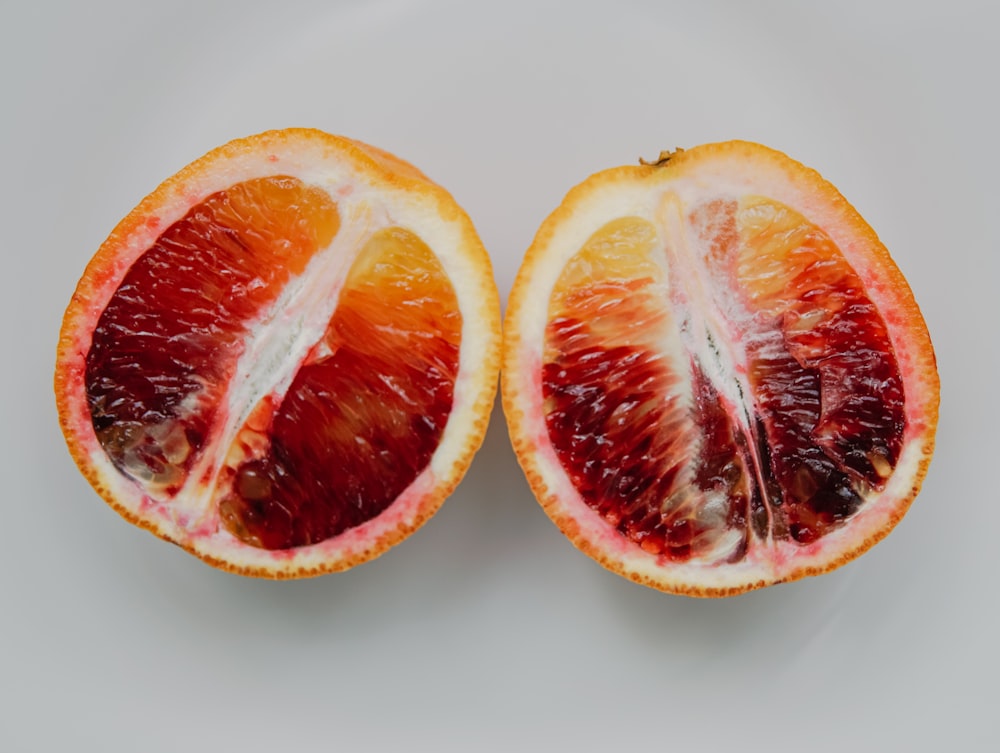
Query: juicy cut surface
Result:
<box><xmin>542</xmin><ymin>199</ymin><xmax>905</xmax><ymax>564</ymax></box>
<box><xmin>217</xmin><ymin>228</ymin><xmax>461</xmax><ymax>549</ymax></box>
<box><xmin>85</xmin><ymin>178</ymin><xmax>461</xmax><ymax>550</ymax></box>
<box><xmin>86</xmin><ymin>177</ymin><xmax>340</xmax><ymax>492</ymax></box>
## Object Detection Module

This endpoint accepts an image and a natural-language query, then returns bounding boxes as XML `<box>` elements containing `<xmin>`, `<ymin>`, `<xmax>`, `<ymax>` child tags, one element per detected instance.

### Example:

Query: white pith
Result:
<box><xmin>508</xmin><ymin>152</ymin><xmax>935</xmax><ymax>592</ymax></box>
<box><xmin>65</xmin><ymin>135</ymin><xmax>498</xmax><ymax>573</ymax></box>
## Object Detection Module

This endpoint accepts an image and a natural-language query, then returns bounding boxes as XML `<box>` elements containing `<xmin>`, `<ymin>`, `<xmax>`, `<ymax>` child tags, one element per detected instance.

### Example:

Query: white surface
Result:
<box><xmin>2</xmin><ymin>1</ymin><xmax>996</xmax><ymax>750</ymax></box>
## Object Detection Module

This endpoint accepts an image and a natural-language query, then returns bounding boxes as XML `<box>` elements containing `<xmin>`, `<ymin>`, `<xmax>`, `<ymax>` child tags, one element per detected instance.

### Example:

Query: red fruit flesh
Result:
<box><xmin>85</xmin><ymin>177</ymin><xmax>339</xmax><ymax>492</ymax></box>
<box><xmin>217</xmin><ymin>228</ymin><xmax>461</xmax><ymax>549</ymax></box>
<box><xmin>85</xmin><ymin>177</ymin><xmax>461</xmax><ymax>550</ymax></box>
<box><xmin>542</xmin><ymin>201</ymin><xmax>905</xmax><ymax>563</ymax></box>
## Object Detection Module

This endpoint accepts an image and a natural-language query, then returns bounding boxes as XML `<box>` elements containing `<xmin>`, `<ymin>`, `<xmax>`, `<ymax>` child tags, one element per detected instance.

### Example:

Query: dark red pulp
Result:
<box><xmin>85</xmin><ymin>178</ymin><xmax>460</xmax><ymax>549</ymax></box>
<box><xmin>542</xmin><ymin>204</ymin><xmax>906</xmax><ymax>560</ymax></box>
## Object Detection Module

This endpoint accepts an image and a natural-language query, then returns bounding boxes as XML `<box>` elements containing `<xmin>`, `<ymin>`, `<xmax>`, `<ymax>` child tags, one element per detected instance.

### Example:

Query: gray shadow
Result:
<box><xmin>127</xmin><ymin>398</ymin><xmax>540</xmax><ymax>642</ymax></box>
<box><xmin>591</xmin><ymin>546</ymin><xmax>913</xmax><ymax>680</ymax></box>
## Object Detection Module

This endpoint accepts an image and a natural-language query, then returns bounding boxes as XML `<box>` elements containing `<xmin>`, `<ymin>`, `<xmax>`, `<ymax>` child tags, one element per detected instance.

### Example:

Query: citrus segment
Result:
<box><xmin>504</xmin><ymin>141</ymin><xmax>938</xmax><ymax>596</ymax></box>
<box><xmin>85</xmin><ymin>176</ymin><xmax>340</xmax><ymax>495</ymax></box>
<box><xmin>730</xmin><ymin>197</ymin><xmax>906</xmax><ymax>544</ymax></box>
<box><xmin>217</xmin><ymin>227</ymin><xmax>461</xmax><ymax>550</ymax></box>
<box><xmin>57</xmin><ymin>129</ymin><xmax>501</xmax><ymax>577</ymax></box>
<box><xmin>544</xmin><ymin>217</ymin><xmax>752</xmax><ymax>564</ymax></box>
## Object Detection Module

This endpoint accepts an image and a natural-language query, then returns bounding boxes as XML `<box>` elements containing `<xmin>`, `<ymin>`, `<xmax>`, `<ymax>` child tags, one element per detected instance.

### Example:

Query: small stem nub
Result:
<box><xmin>639</xmin><ymin>148</ymin><xmax>685</xmax><ymax>167</ymax></box>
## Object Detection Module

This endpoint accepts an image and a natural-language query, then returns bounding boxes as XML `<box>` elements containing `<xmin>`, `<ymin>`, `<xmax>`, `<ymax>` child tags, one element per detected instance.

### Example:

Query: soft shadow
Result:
<box><xmin>139</xmin><ymin>398</ymin><xmax>536</xmax><ymax>641</ymax></box>
<box><xmin>597</xmin><ymin>557</ymin><xmax>862</xmax><ymax>671</ymax></box>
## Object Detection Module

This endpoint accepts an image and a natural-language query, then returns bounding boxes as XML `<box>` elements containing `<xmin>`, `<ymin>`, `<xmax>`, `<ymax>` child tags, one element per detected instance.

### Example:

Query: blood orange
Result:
<box><xmin>503</xmin><ymin>142</ymin><xmax>938</xmax><ymax>597</ymax></box>
<box><xmin>56</xmin><ymin>129</ymin><xmax>501</xmax><ymax>578</ymax></box>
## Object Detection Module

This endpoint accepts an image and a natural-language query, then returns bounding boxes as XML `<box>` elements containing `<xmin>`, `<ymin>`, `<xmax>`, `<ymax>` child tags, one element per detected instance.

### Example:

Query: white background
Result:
<box><xmin>2</xmin><ymin>1</ymin><xmax>996</xmax><ymax>750</ymax></box>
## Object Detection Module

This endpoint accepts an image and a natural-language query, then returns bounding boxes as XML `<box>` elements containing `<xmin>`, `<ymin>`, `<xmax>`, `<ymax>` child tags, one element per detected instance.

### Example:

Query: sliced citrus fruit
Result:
<box><xmin>56</xmin><ymin>128</ymin><xmax>501</xmax><ymax>578</ymax></box>
<box><xmin>503</xmin><ymin>142</ymin><xmax>938</xmax><ymax>597</ymax></box>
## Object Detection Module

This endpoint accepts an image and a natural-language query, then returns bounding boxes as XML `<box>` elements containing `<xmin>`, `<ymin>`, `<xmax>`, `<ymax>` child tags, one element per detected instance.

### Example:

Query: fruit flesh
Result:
<box><xmin>217</xmin><ymin>228</ymin><xmax>461</xmax><ymax>549</ymax></box>
<box><xmin>85</xmin><ymin>178</ymin><xmax>461</xmax><ymax>550</ymax></box>
<box><xmin>542</xmin><ymin>198</ymin><xmax>905</xmax><ymax>564</ymax></box>
<box><xmin>85</xmin><ymin>177</ymin><xmax>339</xmax><ymax>492</ymax></box>
<box><xmin>729</xmin><ymin>198</ymin><xmax>904</xmax><ymax>544</ymax></box>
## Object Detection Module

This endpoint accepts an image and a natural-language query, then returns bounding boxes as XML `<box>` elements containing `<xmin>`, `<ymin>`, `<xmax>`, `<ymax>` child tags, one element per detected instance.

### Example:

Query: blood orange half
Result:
<box><xmin>503</xmin><ymin>142</ymin><xmax>938</xmax><ymax>597</ymax></box>
<box><xmin>56</xmin><ymin>129</ymin><xmax>501</xmax><ymax>578</ymax></box>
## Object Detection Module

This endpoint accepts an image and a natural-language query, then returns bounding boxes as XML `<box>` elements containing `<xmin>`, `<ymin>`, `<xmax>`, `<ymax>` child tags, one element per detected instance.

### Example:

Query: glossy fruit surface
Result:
<box><xmin>57</xmin><ymin>129</ymin><xmax>501</xmax><ymax>577</ymax></box>
<box><xmin>503</xmin><ymin>142</ymin><xmax>938</xmax><ymax>596</ymax></box>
